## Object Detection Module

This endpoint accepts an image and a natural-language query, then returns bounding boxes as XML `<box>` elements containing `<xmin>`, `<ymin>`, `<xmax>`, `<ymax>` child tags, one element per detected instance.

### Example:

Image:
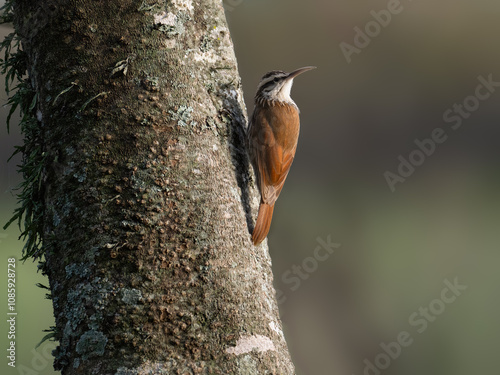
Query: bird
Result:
<box><xmin>247</xmin><ymin>66</ymin><xmax>316</xmax><ymax>245</ymax></box>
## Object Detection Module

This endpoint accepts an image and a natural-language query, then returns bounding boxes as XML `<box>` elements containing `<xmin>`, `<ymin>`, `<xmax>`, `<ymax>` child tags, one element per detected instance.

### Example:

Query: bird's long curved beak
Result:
<box><xmin>287</xmin><ymin>66</ymin><xmax>317</xmax><ymax>80</ymax></box>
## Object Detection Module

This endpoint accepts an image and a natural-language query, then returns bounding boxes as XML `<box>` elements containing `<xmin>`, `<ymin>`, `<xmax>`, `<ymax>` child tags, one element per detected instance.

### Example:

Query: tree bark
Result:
<box><xmin>11</xmin><ymin>0</ymin><xmax>295</xmax><ymax>373</ymax></box>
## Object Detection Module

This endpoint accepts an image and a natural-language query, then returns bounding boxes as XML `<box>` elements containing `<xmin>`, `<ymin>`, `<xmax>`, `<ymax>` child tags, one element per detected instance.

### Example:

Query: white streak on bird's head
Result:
<box><xmin>255</xmin><ymin>67</ymin><xmax>316</xmax><ymax>106</ymax></box>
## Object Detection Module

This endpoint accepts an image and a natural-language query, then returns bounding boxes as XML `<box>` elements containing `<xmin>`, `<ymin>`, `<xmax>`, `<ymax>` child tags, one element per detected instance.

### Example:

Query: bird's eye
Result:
<box><xmin>273</xmin><ymin>78</ymin><xmax>279</xmax><ymax>83</ymax></box>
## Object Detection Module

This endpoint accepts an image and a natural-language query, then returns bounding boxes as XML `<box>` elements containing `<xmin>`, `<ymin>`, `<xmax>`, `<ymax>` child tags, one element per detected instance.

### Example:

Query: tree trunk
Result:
<box><xmin>10</xmin><ymin>0</ymin><xmax>295</xmax><ymax>373</ymax></box>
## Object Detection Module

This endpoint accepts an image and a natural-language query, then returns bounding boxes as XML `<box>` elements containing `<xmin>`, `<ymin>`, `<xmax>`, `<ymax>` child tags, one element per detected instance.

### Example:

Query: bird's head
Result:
<box><xmin>255</xmin><ymin>66</ymin><xmax>316</xmax><ymax>105</ymax></box>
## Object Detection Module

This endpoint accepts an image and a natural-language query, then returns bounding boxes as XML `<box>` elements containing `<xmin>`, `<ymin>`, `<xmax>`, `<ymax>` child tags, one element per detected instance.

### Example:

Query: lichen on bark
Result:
<box><xmin>5</xmin><ymin>0</ymin><xmax>295</xmax><ymax>373</ymax></box>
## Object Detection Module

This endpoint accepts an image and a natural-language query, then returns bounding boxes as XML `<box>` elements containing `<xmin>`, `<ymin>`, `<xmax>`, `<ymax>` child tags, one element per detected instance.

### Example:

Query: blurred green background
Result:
<box><xmin>2</xmin><ymin>0</ymin><xmax>500</xmax><ymax>374</ymax></box>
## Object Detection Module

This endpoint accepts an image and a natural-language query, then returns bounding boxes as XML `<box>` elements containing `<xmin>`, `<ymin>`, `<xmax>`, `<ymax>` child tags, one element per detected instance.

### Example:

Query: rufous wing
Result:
<box><xmin>251</xmin><ymin>108</ymin><xmax>297</xmax><ymax>205</ymax></box>
<box><xmin>248</xmin><ymin>104</ymin><xmax>299</xmax><ymax>244</ymax></box>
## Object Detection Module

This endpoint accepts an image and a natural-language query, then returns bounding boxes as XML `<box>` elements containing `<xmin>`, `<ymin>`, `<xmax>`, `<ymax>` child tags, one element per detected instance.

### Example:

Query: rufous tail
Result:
<box><xmin>252</xmin><ymin>203</ymin><xmax>275</xmax><ymax>245</ymax></box>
